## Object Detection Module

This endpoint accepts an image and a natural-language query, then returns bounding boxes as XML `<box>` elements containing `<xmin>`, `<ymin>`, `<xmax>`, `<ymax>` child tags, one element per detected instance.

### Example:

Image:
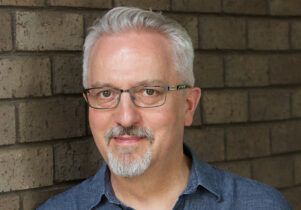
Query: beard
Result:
<box><xmin>105</xmin><ymin>126</ymin><xmax>154</xmax><ymax>177</ymax></box>
<box><xmin>107</xmin><ymin>147</ymin><xmax>152</xmax><ymax>177</ymax></box>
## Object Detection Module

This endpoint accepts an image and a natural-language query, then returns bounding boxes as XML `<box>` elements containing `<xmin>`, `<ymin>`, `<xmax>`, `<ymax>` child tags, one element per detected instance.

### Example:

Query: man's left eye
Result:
<box><xmin>144</xmin><ymin>89</ymin><xmax>155</xmax><ymax>96</ymax></box>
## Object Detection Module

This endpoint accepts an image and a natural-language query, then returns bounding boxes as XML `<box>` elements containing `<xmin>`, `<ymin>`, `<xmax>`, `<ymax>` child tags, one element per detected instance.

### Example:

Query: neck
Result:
<box><xmin>110</xmin><ymin>146</ymin><xmax>192</xmax><ymax>209</ymax></box>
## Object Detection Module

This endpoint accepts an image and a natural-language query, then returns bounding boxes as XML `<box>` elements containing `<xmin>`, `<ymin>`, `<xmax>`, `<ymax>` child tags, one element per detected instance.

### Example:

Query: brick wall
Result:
<box><xmin>0</xmin><ymin>0</ymin><xmax>300</xmax><ymax>209</ymax></box>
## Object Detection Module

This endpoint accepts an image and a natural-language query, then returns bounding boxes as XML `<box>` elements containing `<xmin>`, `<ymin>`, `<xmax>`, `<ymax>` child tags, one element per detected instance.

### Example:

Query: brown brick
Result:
<box><xmin>167</xmin><ymin>15</ymin><xmax>198</xmax><ymax>48</ymax></box>
<box><xmin>0</xmin><ymin>104</ymin><xmax>16</xmax><ymax>146</ymax></box>
<box><xmin>271</xmin><ymin>121</ymin><xmax>301</xmax><ymax>154</ymax></box>
<box><xmin>0</xmin><ymin>146</ymin><xmax>53</xmax><ymax>192</ymax></box>
<box><xmin>54</xmin><ymin>138</ymin><xmax>102</xmax><ymax>182</ymax></box>
<box><xmin>199</xmin><ymin>17</ymin><xmax>246</xmax><ymax>49</ymax></box>
<box><xmin>295</xmin><ymin>154</ymin><xmax>301</xmax><ymax>184</ymax></box>
<box><xmin>0</xmin><ymin>57</ymin><xmax>51</xmax><ymax>98</ymax></box>
<box><xmin>191</xmin><ymin>104</ymin><xmax>201</xmax><ymax>126</ymax></box>
<box><xmin>114</xmin><ymin>0</ymin><xmax>170</xmax><ymax>10</ymax></box>
<box><xmin>270</xmin><ymin>0</ymin><xmax>301</xmax><ymax>15</ymax></box>
<box><xmin>252</xmin><ymin>156</ymin><xmax>294</xmax><ymax>188</ymax></box>
<box><xmin>225</xmin><ymin>55</ymin><xmax>269</xmax><ymax>87</ymax></box>
<box><xmin>223</xmin><ymin>0</ymin><xmax>267</xmax><ymax>15</ymax></box>
<box><xmin>226</xmin><ymin>125</ymin><xmax>270</xmax><ymax>160</ymax></box>
<box><xmin>194</xmin><ymin>54</ymin><xmax>223</xmax><ymax>88</ymax></box>
<box><xmin>53</xmin><ymin>55</ymin><xmax>82</xmax><ymax>94</ymax></box>
<box><xmin>184</xmin><ymin>127</ymin><xmax>224</xmax><ymax>162</ymax></box>
<box><xmin>214</xmin><ymin>161</ymin><xmax>251</xmax><ymax>179</ymax></box>
<box><xmin>202</xmin><ymin>90</ymin><xmax>248</xmax><ymax>124</ymax></box>
<box><xmin>292</xmin><ymin>89</ymin><xmax>301</xmax><ymax>117</ymax></box>
<box><xmin>248</xmin><ymin>20</ymin><xmax>289</xmax><ymax>50</ymax></box>
<box><xmin>292</xmin><ymin>22</ymin><xmax>301</xmax><ymax>49</ymax></box>
<box><xmin>0</xmin><ymin>12</ymin><xmax>12</xmax><ymax>51</ymax></box>
<box><xmin>282</xmin><ymin>187</ymin><xmax>301</xmax><ymax>210</ymax></box>
<box><xmin>249</xmin><ymin>89</ymin><xmax>290</xmax><ymax>121</ymax></box>
<box><xmin>0</xmin><ymin>0</ymin><xmax>44</xmax><ymax>6</ymax></box>
<box><xmin>49</xmin><ymin>0</ymin><xmax>111</xmax><ymax>8</ymax></box>
<box><xmin>18</xmin><ymin>97</ymin><xmax>86</xmax><ymax>142</ymax></box>
<box><xmin>16</xmin><ymin>11</ymin><xmax>83</xmax><ymax>51</ymax></box>
<box><xmin>172</xmin><ymin>0</ymin><xmax>221</xmax><ymax>12</ymax></box>
<box><xmin>22</xmin><ymin>187</ymin><xmax>68</xmax><ymax>210</ymax></box>
<box><xmin>0</xmin><ymin>194</ymin><xmax>19</xmax><ymax>210</ymax></box>
<box><xmin>270</xmin><ymin>55</ymin><xmax>301</xmax><ymax>85</ymax></box>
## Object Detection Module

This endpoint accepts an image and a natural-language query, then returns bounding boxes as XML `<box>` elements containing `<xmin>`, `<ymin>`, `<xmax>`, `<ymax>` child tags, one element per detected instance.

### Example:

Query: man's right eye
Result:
<box><xmin>99</xmin><ymin>90</ymin><xmax>112</xmax><ymax>98</ymax></box>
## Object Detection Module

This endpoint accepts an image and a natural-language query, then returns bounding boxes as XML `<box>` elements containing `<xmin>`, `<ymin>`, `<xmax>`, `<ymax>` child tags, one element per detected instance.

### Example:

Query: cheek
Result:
<box><xmin>88</xmin><ymin>109</ymin><xmax>111</xmax><ymax>143</ymax></box>
<box><xmin>89</xmin><ymin>109</ymin><xmax>111</xmax><ymax>160</ymax></box>
<box><xmin>144</xmin><ymin>101</ymin><xmax>186</xmax><ymax>157</ymax></box>
<box><xmin>89</xmin><ymin>109</ymin><xmax>108</xmax><ymax>128</ymax></box>
<box><xmin>89</xmin><ymin>109</ymin><xmax>100</xmax><ymax>130</ymax></box>
<box><xmin>156</xmin><ymin>97</ymin><xmax>186</xmax><ymax>135</ymax></box>
<box><xmin>145</xmin><ymin>108</ymin><xmax>171</xmax><ymax>124</ymax></box>
<box><xmin>144</xmin><ymin>102</ymin><xmax>184</xmax><ymax>136</ymax></box>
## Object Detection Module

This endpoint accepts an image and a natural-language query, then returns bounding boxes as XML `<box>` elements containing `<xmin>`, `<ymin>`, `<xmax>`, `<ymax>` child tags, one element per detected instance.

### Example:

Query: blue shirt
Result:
<box><xmin>38</xmin><ymin>145</ymin><xmax>292</xmax><ymax>210</ymax></box>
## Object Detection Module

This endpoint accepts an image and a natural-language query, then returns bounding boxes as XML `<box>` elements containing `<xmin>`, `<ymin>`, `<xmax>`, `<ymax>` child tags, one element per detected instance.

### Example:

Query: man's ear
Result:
<box><xmin>184</xmin><ymin>87</ymin><xmax>201</xmax><ymax>126</ymax></box>
<box><xmin>83</xmin><ymin>93</ymin><xmax>87</xmax><ymax>102</ymax></box>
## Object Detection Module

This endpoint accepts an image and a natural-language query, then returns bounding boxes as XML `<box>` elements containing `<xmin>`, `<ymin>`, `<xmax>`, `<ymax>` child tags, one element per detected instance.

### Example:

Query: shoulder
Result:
<box><xmin>213</xmin><ymin>166</ymin><xmax>292</xmax><ymax>210</ymax></box>
<box><xmin>184</xmin><ymin>145</ymin><xmax>292</xmax><ymax>209</ymax></box>
<box><xmin>37</xmin><ymin>174</ymin><xmax>104</xmax><ymax>210</ymax></box>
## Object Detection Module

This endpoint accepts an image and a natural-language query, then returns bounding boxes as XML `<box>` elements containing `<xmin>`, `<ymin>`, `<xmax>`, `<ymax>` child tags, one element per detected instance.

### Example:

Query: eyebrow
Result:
<box><xmin>90</xmin><ymin>82</ymin><xmax>113</xmax><ymax>88</ymax></box>
<box><xmin>90</xmin><ymin>80</ymin><xmax>166</xmax><ymax>88</ymax></box>
<box><xmin>135</xmin><ymin>80</ymin><xmax>166</xmax><ymax>86</ymax></box>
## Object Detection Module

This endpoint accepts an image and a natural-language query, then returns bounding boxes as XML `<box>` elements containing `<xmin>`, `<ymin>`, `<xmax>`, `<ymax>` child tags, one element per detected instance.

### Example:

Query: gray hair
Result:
<box><xmin>83</xmin><ymin>7</ymin><xmax>195</xmax><ymax>88</ymax></box>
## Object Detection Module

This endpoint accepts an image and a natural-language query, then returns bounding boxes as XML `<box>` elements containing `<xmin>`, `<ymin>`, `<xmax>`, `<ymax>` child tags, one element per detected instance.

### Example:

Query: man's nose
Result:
<box><xmin>113</xmin><ymin>92</ymin><xmax>142</xmax><ymax>128</ymax></box>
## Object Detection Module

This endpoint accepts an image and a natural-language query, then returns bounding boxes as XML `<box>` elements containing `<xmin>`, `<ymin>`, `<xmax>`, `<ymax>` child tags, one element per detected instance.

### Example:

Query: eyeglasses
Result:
<box><xmin>83</xmin><ymin>84</ymin><xmax>190</xmax><ymax>109</ymax></box>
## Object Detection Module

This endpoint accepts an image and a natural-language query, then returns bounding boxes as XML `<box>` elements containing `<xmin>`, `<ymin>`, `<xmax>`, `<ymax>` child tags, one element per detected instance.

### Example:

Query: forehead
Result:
<box><xmin>88</xmin><ymin>30</ymin><xmax>180</xmax><ymax>88</ymax></box>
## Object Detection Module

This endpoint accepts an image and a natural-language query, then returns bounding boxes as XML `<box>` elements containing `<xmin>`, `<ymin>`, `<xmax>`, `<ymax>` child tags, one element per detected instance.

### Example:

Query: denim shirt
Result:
<box><xmin>38</xmin><ymin>144</ymin><xmax>292</xmax><ymax>210</ymax></box>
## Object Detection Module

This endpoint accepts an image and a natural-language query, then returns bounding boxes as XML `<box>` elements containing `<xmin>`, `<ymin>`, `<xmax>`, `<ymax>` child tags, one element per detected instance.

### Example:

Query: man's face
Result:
<box><xmin>87</xmin><ymin>30</ymin><xmax>194</xmax><ymax>177</ymax></box>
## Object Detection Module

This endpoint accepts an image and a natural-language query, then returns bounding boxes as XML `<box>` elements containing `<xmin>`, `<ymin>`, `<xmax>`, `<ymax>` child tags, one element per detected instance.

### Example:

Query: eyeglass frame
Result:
<box><xmin>83</xmin><ymin>84</ymin><xmax>191</xmax><ymax>109</ymax></box>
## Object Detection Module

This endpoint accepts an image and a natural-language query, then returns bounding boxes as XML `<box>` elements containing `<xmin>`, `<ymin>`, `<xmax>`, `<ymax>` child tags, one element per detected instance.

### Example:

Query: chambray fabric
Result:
<box><xmin>38</xmin><ymin>145</ymin><xmax>292</xmax><ymax>210</ymax></box>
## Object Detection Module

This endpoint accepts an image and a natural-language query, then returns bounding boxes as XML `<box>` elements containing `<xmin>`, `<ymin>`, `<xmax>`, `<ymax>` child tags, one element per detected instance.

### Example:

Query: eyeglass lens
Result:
<box><xmin>86</xmin><ymin>86</ymin><xmax>166</xmax><ymax>109</ymax></box>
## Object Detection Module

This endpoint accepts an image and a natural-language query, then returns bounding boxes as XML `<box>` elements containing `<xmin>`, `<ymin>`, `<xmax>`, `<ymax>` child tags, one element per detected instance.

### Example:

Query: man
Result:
<box><xmin>39</xmin><ymin>7</ymin><xmax>292</xmax><ymax>210</ymax></box>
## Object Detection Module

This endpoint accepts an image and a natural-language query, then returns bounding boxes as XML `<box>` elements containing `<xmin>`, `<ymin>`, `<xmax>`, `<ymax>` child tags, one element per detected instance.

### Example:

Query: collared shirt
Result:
<box><xmin>38</xmin><ymin>144</ymin><xmax>292</xmax><ymax>210</ymax></box>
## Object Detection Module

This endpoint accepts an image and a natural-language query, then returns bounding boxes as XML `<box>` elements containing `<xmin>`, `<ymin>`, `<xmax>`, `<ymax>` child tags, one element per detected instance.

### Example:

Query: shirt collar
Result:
<box><xmin>88</xmin><ymin>143</ymin><xmax>222</xmax><ymax>209</ymax></box>
<box><xmin>182</xmin><ymin>143</ymin><xmax>222</xmax><ymax>201</ymax></box>
<box><xmin>87</xmin><ymin>161</ymin><xmax>123</xmax><ymax>209</ymax></box>
<box><xmin>86</xmin><ymin>162</ymin><xmax>107</xmax><ymax>209</ymax></box>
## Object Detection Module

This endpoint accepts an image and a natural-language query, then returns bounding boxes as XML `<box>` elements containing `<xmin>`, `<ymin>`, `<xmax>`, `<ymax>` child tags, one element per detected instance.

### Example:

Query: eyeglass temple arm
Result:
<box><xmin>168</xmin><ymin>84</ymin><xmax>190</xmax><ymax>91</ymax></box>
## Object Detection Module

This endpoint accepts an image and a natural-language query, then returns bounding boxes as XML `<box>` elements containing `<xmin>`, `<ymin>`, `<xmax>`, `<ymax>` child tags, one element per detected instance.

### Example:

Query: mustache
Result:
<box><xmin>105</xmin><ymin>126</ymin><xmax>154</xmax><ymax>144</ymax></box>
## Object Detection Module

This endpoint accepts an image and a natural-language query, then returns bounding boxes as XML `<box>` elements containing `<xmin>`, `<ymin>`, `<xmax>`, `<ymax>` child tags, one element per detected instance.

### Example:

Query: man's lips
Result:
<box><xmin>113</xmin><ymin>135</ymin><xmax>144</xmax><ymax>144</ymax></box>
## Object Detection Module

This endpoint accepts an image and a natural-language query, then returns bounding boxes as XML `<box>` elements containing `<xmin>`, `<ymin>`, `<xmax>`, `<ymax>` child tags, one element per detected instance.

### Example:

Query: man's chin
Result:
<box><xmin>107</xmin><ymin>148</ymin><xmax>152</xmax><ymax>178</ymax></box>
<box><xmin>115</xmin><ymin>144</ymin><xmax>138</xmax><ymax>155</ymax></box>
